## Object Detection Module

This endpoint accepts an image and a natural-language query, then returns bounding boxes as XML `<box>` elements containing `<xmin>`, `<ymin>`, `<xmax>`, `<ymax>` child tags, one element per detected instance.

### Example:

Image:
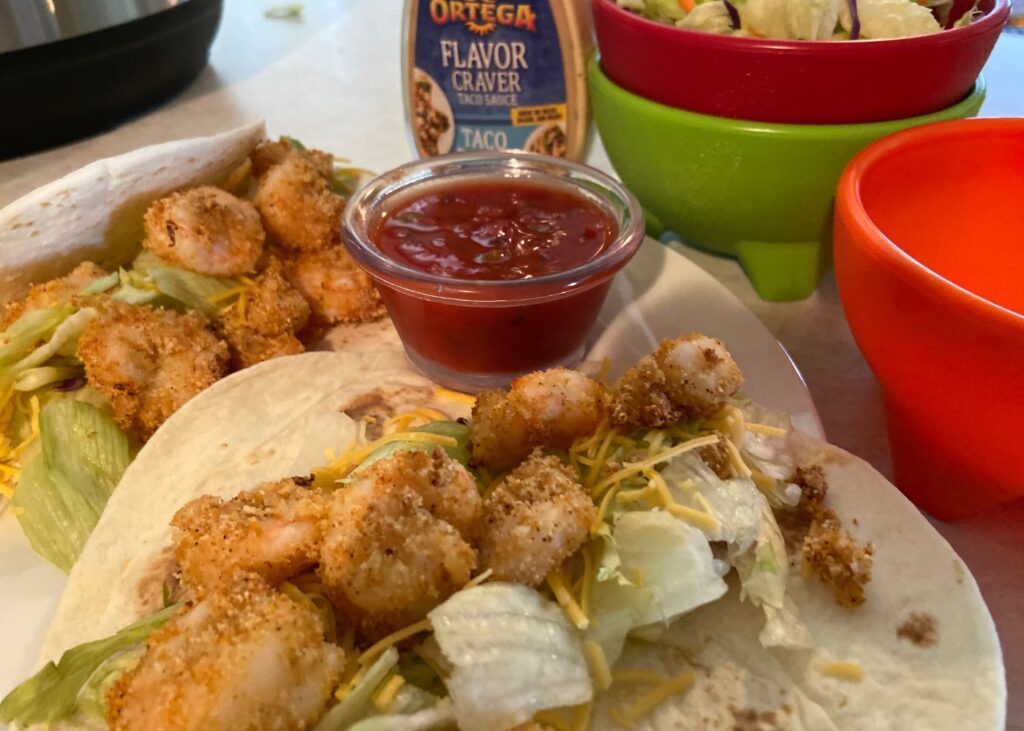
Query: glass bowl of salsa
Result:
<box><xmin>342</xmin><ymin>152</ymin><xmax>645</xmax><ymax>391</ymax></box>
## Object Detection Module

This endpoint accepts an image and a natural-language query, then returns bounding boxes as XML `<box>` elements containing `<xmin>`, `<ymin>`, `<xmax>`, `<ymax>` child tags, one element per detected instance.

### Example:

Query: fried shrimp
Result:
<box><xmin>171</xmin><ymin>478</ymin><xmax>327</xmax><ymax>596</ymax></box>
<box><xmin>318</xmin><ymin>451</ymin><xmax>478</xmax><ymax>640</ymax></box>
<box><xmin>106</xmin><ymin>573</ymin><xmax>343</xmax><ymax>731</ymax></box>
<box><xmin>216</xmin><ymin>257</ymin><xmax>310</xmax><ymax>368</ymax></box>
<box><xmin>610</xmin><ymin>333</ymin><xmax>744</xmax><ymax>428</ymax></box>
<box><xmin>469</xmin><ymin>368</ymin><xmax>607</xmax><ymax>471</ymax></box>
<box><xmin>1</xmin><ymin>261</ymin><xmax>106</xmax><ymax>327</ymax></box>
<box><xmin>76</xmin><ymin>302</ymin><xmax>229</xmax><ymax>440</ymax></box>
<box><xmin>366</xmin><ymin>447</ymin><xmax>483</xmax><ymax>540</ymax></box>
<box><xmin>142</xmin><ymin>186</ymin><xmax>265</xmax><ymax>277</ymax></box>
<box><xmin>479</xmin><ymin>451</ymin><xmax>595</xmax><ymax>587</ymax></box>
<box><xmin>253</xmin><ymin>144</ymin><xmax>344</xmax><ymax>252</ymax></box>
<box><xmin>280</xmin><ymin>246</ymin><xmax>385</xmax><ymax>326</ymax></box>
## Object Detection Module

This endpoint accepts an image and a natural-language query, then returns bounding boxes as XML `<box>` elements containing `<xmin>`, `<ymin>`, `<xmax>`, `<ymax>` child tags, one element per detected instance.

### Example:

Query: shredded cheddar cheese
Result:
<box><xmin>433</xmin><ymin>386</ymin><xmax>476</xmax><ymax>407</ymax></box>
<box><xmin>612</xmin><ymin>669</ymin><xmax>670</xmax><ymax>685</ymax></box>
<box><xmin>592</xmin><ymin>434</ymin><xmax>720</xmax><ymax>497</ymax></box>
<box><xmin>612</xmin><ymin>670</ymin><xmax>696</xmax><ymax>727</ymax></box>
<box><xmin>746</xmin><ymin>421</ymin><xmax>788</xmax><ymax>437</ymax></box>
<box><xmin>821</xmin><ymin>660</ymin><xmax>865</xmax><ymax>681</ymax></box>
<box><xmin>585</xmin><ymin>640</ymin><xmax>613</xmax><ymax>691</ymax></box>
<box><xmin>372</xmin><ymin>673</ymin><xmax>406</xmax><ymax>710</ymax></box>
<box><xmin>315</xmin><ymin>430</ymin><xmax>458</xmax><ymax>485</ymax></box>
<box><xmin>464</xmin><ymin>568</ymin><xmax>494</xmax><ymax>589</ymax></box>
<box><xmin>547</xmin><ymin>569</ymin><xmax>589</xmax><ymax>630</ymax></box>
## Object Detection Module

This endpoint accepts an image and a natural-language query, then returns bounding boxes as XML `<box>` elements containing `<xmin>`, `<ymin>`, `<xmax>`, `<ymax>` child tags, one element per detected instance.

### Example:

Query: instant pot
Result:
<box><xmin>0</xmin><ymin>0</ymin><xmax>223</xmax><ymax>159</ymax></box>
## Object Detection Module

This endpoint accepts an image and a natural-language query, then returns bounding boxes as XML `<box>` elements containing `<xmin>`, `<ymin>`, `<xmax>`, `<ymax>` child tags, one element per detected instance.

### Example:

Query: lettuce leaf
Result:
<box><xmin>587</xmin><ymin>511</ymin><xmax>728</xmax><ymax>665</ymax></box>
<box><xmin>313</xmin><ymin>647</ymin><xmax>400</xmax><ymax>731</ymax></box>
<box><xmin>354</xmin><ymin>421</ymin><xmax>473</xmax><ymax>475</ymax></box>
<box><xmin>348</xmin><ymin>699</ymin><xmax>454</xmax><ymax>731</ymax></box>
<box><xmin>429</xmin><ymin>583</ymin><xmax>592</xmax><ymax>731</ymax></box>
<box><xmin>14</xmin><ymin>399</ymin><xmax>131</xmax><ymax>571</ymax></box>
<box><xmin>0</xmin><ymin>604</ymin><xmax>179</xmax><ymax>725</ymax></box>
<box><xmin>731</xmin><ymin>503</ymin><xmax>813</xmax><ymax>649</ymax></box>
<box><xmin>0</xmin><ymin>305</ymin><xmax>74</xmax><ymax>371</ymax></box>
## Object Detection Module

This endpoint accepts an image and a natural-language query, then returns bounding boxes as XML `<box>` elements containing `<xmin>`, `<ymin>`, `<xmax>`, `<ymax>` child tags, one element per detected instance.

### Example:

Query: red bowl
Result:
<box><xmin>592</xmin><ymin>0</ymin><xmax>1009</xmax><ymax>124</ymax></box>
<box><xmin>834</xmin><ymin>118</ymin><xmax>1024</xmax><ymax>520</ymax></box>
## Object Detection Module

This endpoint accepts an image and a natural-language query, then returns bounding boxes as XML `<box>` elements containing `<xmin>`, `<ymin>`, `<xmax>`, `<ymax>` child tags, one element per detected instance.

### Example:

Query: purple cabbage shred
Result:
<box><xmin>846</xmin><ymin>0</ymin><xmax>861</xmax><ymax>39</ymax></box>
<box><xmin>722</xmin><ymin>0</ymin><xmax>741</xmax><ymax>29</ymax></box>
<box><xmin>55</xmin><ymin>376</ymin><xmax>86</xmax><ymax>392</ymax></box>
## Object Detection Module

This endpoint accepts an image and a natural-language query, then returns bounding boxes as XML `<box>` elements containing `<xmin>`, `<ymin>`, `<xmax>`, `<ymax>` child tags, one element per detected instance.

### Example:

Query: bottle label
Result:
<box><xmin>409</xmin><ymin>0</ymin><xmax>569</xmax><ymax>157</ymax></box>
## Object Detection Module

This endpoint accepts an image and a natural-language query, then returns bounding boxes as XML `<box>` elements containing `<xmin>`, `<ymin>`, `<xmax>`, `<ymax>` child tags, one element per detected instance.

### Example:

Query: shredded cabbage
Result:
<box><xmin>348</xmin><ymin>697</ymin><xmax>454</xmax><ymax>731</ymax></box>
<box><xmin>0</xmin><ymin>604</ymin><xmax>178</xmax><ymax>726</ymax></box>
<box><xmin>429</xmin><ymin>583</ymin><xmax>592</xmax><ymax>731</ymax></box>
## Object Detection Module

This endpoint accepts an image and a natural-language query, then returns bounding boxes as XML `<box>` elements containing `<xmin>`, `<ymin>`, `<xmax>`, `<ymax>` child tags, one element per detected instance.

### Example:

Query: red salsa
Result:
<box><xmin>373</xmin><ymin>181</ymin><xmax>616</xmax><ymax>281</ymax></box>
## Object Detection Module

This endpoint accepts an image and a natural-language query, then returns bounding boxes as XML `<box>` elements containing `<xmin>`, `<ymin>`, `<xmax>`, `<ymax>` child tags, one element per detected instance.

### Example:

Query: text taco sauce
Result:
<box><xmin>402</xmin><ymin>0</ymin><xmax>591</xmax><ymax>160</ymax></box>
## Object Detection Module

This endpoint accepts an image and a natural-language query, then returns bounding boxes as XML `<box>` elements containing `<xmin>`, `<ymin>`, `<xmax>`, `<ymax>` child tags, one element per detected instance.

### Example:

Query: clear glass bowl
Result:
<box><xmin>342</xmin><ymin>151</ymin><xmax>644</xmax><ymax>391</ymax></box>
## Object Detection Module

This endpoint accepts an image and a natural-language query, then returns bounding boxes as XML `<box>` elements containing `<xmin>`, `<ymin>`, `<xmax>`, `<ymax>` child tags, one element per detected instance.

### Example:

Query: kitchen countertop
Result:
<box><xmin>0</xmin><ymin>0</ymin><xmax>1020</xmax><ymax>725</ymax></box>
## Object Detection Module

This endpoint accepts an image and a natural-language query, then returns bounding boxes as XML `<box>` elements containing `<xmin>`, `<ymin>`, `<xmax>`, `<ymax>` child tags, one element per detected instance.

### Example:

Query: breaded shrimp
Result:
<box><xmin>106</xmin><ymin>573</ymin><xmax>343</xmax><ymax>731</ymax></box>
<box><xmin>1</xmin><ymin>261</ymin><xmax>106</xmax><ymax>328</ymax></box>
<box><xmin>469</xmin><ymin>368</ymin><xmax>606</xmax><ymax>471</ymax></box>
<box><xmin>250</xmin><ymin>139</ymin><xmax>334</xmax><ymax>179</ymax></box>
<box><xmin>610</xmin><ymin>333</ymin><xmax>744</xmax><ymax>428</ymax></box>
<box><xmin>215</xmin><ymin>257</ymin><xmax>310</xmax><ymax>368</ymax></box>
<box><xmin>479</xmin><ymin>451</ymin><xmax>594</xmax><ymax>587</ymax></box>
<box><xmin>171</xmin><ymin>477</ymin><xmax>327</xmax><ymax>596</ymax></box>
<box><xmin>280</xmin><ymin>246</ymin><xmax>385</xmax><ymax>326</ymax></box>
<box><xmin>253</xmin><ymin>148</ymin><xmax>343</xmax><ymax>252</ymax></box>
<box><xmin>76</xmin><ymin>302</ymin><xmax>229</xmax><ymax>440</ymax></box>
<box><xmin>142</xmin><ymin>186</ymin><xmax>265</xmax><ymax>277</ymax></box>
<box><xmin>358</xmin><ymin>447</ymin><xmax>482</xmax><ymax>540</ymax></box>
<box><xmin>318</xmin><ymin>452</ymin><xmax>478</xmax><ymax>640</ymax></box>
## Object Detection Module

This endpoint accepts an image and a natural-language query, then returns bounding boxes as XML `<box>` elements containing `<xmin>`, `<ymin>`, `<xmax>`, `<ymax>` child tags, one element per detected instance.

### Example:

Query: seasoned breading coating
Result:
<box><xmin>106</xmin><ymin>573</ymin><xmax>343</xmax><ymax>731</ymax></box>
<box><xmin>698</xmin><ymin>438</ymin><xmax>736</xmax><ymax>480</ymax></box>
<box><xmin>142</xmin><ymin>186</ymin><xmax>265</xmax><ymax>277</ymax></box>
<box><xmin>76</xmin><ymin>302</ymin><xmax>229</xmax><ymax>440</ymax></box>
<box><xmin>1</xmin><ymin>261</ymin><xmax>106</xmax><ymax>328</ymax></box>
<box><xmin>368</xmin><ymin>447</ymin><xmax>483</xmax><ymax>541</ymax></box>
<box><xmin>171</xmin><ymin>477</ymin><xmax>327</xmax><ymax>596</ymax></box>
<box><xmin>610</xmin><ymin>333</ymin><xmax>744</xmax><ymax>428</ymax></box>
<box><xmin>250</xmin><ymin>139</ymin><xmax>334</xmax><ymax>179</ymax></box>
<box><xmin>794</xmin><ymin>464</ymin><xmax>829</xmax><ymax>521</ymax></box>
<box><xmin>280</xmin><ymin>246</ymin><xmax>385</xmax><ymax>326</ymax></box>
<box><xmin>802</xmin><ymin>507</ymin><xmax>875</xmax><ymax>608</ymax></box>
<box><xmin>215</xmin><ymin>257</ymin><xmax>310</xmax><ymax>368</ymax></box>
<box><xmin>254</xmin><ymin>151</ymin><xmax>343</xmax><ymax>252</ymax></box>
<box><xmin>480</xmin><ymin>451</ymin><xmax>595</xmax><ymax>587</ymax></box>
<box><xmin>470</xmin><ymin>368</ymin><xmax>607</xmax><ymax>471</ymax></box>
<box><xmin>318</xmin><ymin>451</ymin><xmax>478</xmax><ymax>640</ymax></box>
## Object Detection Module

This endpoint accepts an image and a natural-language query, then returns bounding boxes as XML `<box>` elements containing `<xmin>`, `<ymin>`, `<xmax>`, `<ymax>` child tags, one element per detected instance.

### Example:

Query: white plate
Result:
<box><xmin>0</xmin><ymin>238</ymin><xmax>821</xmax><ymax>697</ymax></box>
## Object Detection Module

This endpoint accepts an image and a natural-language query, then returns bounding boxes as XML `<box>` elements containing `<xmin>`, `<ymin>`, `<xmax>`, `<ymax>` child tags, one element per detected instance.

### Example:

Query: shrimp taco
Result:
<box><xmin>0</xmin><ymin>336</ymin><xmax>1005</xmax><ymax>730</ymax></box>
<box><xmin>0</xmin><ymin>124</ymin><xmax>385</xmax><ymax>574</ymax></box>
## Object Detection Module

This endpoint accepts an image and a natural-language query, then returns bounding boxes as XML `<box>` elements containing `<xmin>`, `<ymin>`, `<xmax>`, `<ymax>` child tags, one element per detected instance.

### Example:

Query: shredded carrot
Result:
<box><xmin>677</xmin><ymin>0</ymin><xmax>698</xmax><ymax>11</ymax></box>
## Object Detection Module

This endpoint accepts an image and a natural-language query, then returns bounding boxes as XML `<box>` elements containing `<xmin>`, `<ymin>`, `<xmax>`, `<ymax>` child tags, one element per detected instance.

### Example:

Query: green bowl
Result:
<box><xmin>588</xmin><ymin>59</ymin><xmax>986</xmax><ymax>301</ymax></box>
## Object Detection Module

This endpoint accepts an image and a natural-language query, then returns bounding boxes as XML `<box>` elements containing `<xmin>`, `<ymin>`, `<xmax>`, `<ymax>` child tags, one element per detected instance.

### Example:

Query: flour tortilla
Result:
<box><xmin>38</xmin><ymin>350</ymin><xmax>469</xmax><ymax>667</ymax></box>
<box><xmin>33</xmin><ymin>360</ymin><xmax>1005</xmax><ymax>729</ymax></box>
<box><xmin>593</xmin><ymin>445</ymin><xmax>1006</xmax><ymax>731</ymax></box>
<box><xmin>0</xmin><ymin>121</ymin><xmax>265</xmax><ymax>305</ymax></box>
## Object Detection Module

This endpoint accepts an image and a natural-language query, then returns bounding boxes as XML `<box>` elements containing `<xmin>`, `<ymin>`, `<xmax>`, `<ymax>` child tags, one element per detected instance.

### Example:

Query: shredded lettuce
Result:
<box><xmin>0</xmin><ymin>305</ymin><xmax>74</xmax><ymax>371</ymax></box>
<box><xmin>13</xmin><ymin>399</ymin><xmax>131</xmax><ymax>571</ymax></box>
<box><xmin>348</xmin><ymin>699</ymin><xmax>454</xmax><ymax>731</ymax></box>
<box><xmin>313</xmin><ymin>647</ymin><xmax>400</xmax><ymax>731</ymax></box>
<box><xmin>79</xmin><ymin>270</ymin><xmax>120</xmax><ymax>296</ymax></box>
<box><xmin>0</xmin><ymin>604</ymin><xmax>178</xmax><ymax>726</ymax></box>
<box><xmin>731</xmin><ymin>503</ymin><xmax>814</xmax><ymax>649</ymax></box>
<box><xmin>14</xmin><ymin>365</ymin><xmax>83</xmax><ymax>392</ymax></box>
<box><xmin>117</xmin><ymin>252</ymin><xmax>239</xmax><ymax>315</ymax></box>
<box><xmin>9</xmin><ymin>308</ymin><xmax>96</xmax><ymax>375</ymax></box>
<box><xmin>588</xmin><ymin>510</ymin><xmax>727</xmax><ymax>666</ymax></box>
<box><xmin>429</xmin><ymin>583</ymin><xmax>592</xmax><ymax>731</ymax></box>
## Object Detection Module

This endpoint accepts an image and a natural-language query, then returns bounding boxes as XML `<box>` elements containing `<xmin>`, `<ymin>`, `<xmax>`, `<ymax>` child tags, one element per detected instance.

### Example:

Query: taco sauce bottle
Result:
<box><xmin>402</xmin><ymin>0</ymin><xmax>591</xmax><ymax>160</ymax></box>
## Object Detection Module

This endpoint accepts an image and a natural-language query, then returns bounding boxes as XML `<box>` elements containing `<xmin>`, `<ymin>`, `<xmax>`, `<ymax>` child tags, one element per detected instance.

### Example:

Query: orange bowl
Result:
<box><xmin>834</xmin><ymin>118</ymin><xmax>1024</xmax><ymax>520</ymax></box>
